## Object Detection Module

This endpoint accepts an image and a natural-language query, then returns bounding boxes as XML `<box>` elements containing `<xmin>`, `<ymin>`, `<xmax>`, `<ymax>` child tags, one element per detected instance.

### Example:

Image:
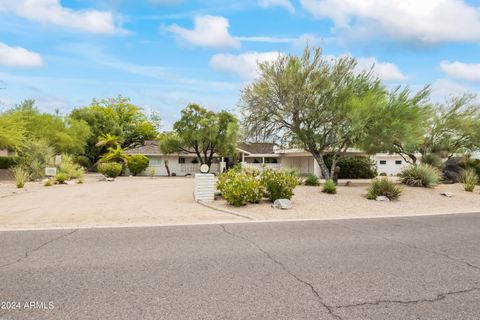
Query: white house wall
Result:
<box><xmin>373</xmin><ymin>154</ymin><xmax>408</xmax><ymax>176</ymax></box>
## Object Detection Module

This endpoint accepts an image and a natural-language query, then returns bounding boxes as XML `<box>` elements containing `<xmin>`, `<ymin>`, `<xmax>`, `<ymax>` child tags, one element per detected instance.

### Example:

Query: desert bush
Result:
<box><xmin>460</xmin><ymin>169</ymin><xmax>478</xmax><ymax>192</ymax></box>
<box><xmin>127</xmin><ymin>154</ymin><xmax>150</xmax><ymax>176</ymax></box>
<box><xmin>146</xmin><ymin>167</ymin><xmax>155</xmax><ymax>177</ymax></box>
<box><xmin>0</xmin><ymin>156</ymin><xmax>18</xmax><ymax>169</ymax></box>
<box><xmin>59</xmin><ymin>154</ymin><xmax>85</xmax><ymax>179</ymax></box>
<box><xmin>43</xmin><ymin>179</ymin><xmax>53</xmax><ymax>187</ymax></box>
<box><xmin>261</xmin><ymin>169</ymin><xmax>298</xmax><ymax>202</ymax></box>
<box><xmin>422</xmin><ymin>153</ymin><xmax>443</xmax><ymax>168</ymax></box>
<box><xmin>322</xmin><ymin>179</ymin><xmax>337</xmax><ymax>194</ymax></box>
<box><xmin>55</xmin><ymin>172</ymin><xmax>69</xmax><ymax>184</ymax></box>
<box><xmin>16</xmin><ymin>140</ymin><xmax>54</xmax><ymax>180</ymax></box>
<box><xmin>399</xmin><ymin>164</ymin><xmax>441</xmax><ymax>188</ymax></box>
<box><xmin>97</xmin><ymin>162</ymin><xmax>123</xmax><ymax>178</ymax></box>
<box><xmin>75</xmin><ymin>155</ymin><xmax>92</xmax><ymax>169</ymax></box>
<box><xmin>379</xmin><ymin>172</ymin><xmax>387</xmax><ymax>176</ymax></box>
<box><xmin>217</xmin><ymin>169</ymin><xmax>263</xmax><ymax>206</ymax></box>
<box><xmin>304</xmin><ymin>173</ymin><xmax>320</xmax><ymax>186</ymax></box>
<box><xmin>11</xmin><ymin>166</ymin><xmax>29</xmax><ymax>188</ymax></box>
<box><xmin>324</xmin><ymin>155</ymin><xmax>377</xmax><ymax>179</ymax></box>
<box><xmin>367</xmin><ymin>178</ymin><xmax>402</xmax><ymax>200</ymax></box>
<box><xmin>459</xmin><ymin>157</ymin><xmax>480</xmax><ymax>179</ymax></box>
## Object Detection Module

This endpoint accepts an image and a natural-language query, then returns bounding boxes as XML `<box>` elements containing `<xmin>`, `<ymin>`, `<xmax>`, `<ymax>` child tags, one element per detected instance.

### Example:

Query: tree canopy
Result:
<box><xmin>241</xmin><ymin>47</ymin><xmax>395</xmax><ymax>178</ymax></box>
<box><xmin>71</xmin><ymin>95</ymin><xmax>160</xmax><ymax>162</ymax></box>
<box><xmin>160</xmin><ymin>104</ymin><xmax>238</xmax><ymax>168</ymax></box>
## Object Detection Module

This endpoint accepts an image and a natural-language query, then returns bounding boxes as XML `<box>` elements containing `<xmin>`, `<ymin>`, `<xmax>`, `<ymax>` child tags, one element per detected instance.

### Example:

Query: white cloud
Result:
<box><xmin>259</xmin><ymin>0</ymin><xmax>295</xmax><ymax>13</ymax></box>
<box><xmin>167</xmin><ymin>15</ymin><xmax>240</xmax><ymax>48</ymax></box>
<box><xmin>0</xmin><ymin>42</ymin><xmax>43</xmax><ymax>68</ymax></box>
<box><xmin>430</xmin><ymin>78</ymin><xmax>478</xmax><ymax>102</ymax></box>
<box><xmin>0</xmin><ymin>0</ymin><xmax>119</xmax><ymax>34</ymax></box>
<box><xmin>210</xmin><ymin>52</ymin><xmax>280</xmax><ymax>80</ymax></box>
<box><xmin>355</xmin><ymin>57</ymin><xmax>406</xmax><ymax>82</ymax></box>
<box><xmin>440</xmin><ymin>61</ymin><xmax>480</xmax><ymax>83</ymax></box>
<box><xmin>300</xmin><ymin>0</ymin><xmax>480</xmax><ymax>43</ymax></box>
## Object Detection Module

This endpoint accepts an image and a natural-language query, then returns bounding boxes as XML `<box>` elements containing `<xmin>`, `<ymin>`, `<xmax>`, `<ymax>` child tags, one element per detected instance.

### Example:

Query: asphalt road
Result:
<box><xmin>1</xmin><ymin>213</ymin><xmax>480</xmax><ymax>320</ymax></box>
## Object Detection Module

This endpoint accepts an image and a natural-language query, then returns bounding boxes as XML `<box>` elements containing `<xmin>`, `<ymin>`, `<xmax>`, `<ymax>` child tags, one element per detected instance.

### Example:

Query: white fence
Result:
<box><xmin>241</xmin><ymin>163</ymin><xmax>282</xmax><ymax>171</ymax></box>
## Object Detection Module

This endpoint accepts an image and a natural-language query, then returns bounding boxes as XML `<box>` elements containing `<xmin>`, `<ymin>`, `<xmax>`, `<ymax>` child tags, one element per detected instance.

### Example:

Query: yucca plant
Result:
<box><xmin>460</xmin><ymin>169</ymin><xmax>478</xmax><ymax>192</ymax></box>
<box><xmin>367</xmin><ymin>178</ymin><xmax>402</xmax><ymax>200</ymax></box>
<box><xmin>399</xmin><ymin>164</ymin><xmax>441</xmax><ymax>188</ymax></box>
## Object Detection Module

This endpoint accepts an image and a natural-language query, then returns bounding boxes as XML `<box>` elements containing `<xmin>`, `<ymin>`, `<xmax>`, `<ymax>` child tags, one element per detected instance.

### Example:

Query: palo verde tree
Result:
<box><xmin>160</xmin><ymin>104</ymin><xmax>238</xmax><ymax>168</ymax></box>
<box><xmin>241</xmin><ymin>46</ymin><xmax>391</xmax><ymax>179</ymax></box>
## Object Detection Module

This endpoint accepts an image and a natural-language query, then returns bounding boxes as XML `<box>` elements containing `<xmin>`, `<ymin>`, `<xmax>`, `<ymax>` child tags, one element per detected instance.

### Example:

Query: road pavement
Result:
<box><xmin>1</xmin><ymin>213</ymin><xmax>480</xmax><ymax>319</ymax></box>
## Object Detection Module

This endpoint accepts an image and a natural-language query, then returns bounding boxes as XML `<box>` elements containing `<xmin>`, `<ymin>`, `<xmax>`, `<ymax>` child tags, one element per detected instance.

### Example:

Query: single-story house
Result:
<box><xmin>126</xmin><ymin>140</ymin><xmax>409</xmax><ymax>177</ymax></box>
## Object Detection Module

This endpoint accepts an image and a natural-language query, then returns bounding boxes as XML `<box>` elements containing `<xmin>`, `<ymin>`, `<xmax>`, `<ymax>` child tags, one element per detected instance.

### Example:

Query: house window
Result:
<box><xmin>179</xmin><ymin>157</ymin><xmax>185</xmax><ymax>164</ymax></box>
<box><xmin>149</xmin><ymin>158</ymin><xmax>161</xmax><ymax>166</ymax></box>
<box><xmin>395</xmin><ymin>160</ymin><xmax>402</xmax><ymax>165</ymax></box>
<box><xmin>379</xmin><ymin>160</ymin><xmax>387</xmax><ymax>165</ymax></box>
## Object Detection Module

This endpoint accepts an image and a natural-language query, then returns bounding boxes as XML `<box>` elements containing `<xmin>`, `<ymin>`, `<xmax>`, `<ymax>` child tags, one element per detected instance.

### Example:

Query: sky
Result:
<box><xmin>0</xmin><ymin>0</ymin><xmax>480</xmax><ymax>128</ymax></box>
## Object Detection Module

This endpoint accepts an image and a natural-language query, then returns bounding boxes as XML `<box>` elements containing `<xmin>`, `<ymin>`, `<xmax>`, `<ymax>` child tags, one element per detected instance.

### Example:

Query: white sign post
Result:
<box><xmin>194</xmin><ymin>164</ymin><xmax>215</xmax><ymax>202</ymax></box>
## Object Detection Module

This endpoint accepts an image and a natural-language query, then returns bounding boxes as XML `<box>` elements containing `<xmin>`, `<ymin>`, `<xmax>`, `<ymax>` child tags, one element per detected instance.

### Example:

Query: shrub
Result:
<box><xmin>399</xmin><ymin>164</ymin><xmax>441</xmax><ymax>188</ymax></box>
<box><xmin>127</xmin><ymin>154</ymin><xmax>150</xmax><ymax>176</ymax></box>
<box><xmin>16</xmin><ymin>140</ymin><xmax>54</xmax><ymax>180</ymax></box>
<box><xmin>324</xmin><ymin>155</ymin><xmax>377</xmax><ymax>179</ymax></box>
<box><xmin>379</xmin><ymin>172</ymin><xmax>387</xmax><ymax>176</ymax></box>
<box><xmin>459</xmin><ymin>157</ymin><xmax>480</xmax><ymax>179</ymax></box>
<box><xmin>97</xmin><ymin>162</ymin><xmax>123</xmax><ymax>178</ymax></box>
<box><xmin>59</xmin><ymin>154</ymin><xmax>85</xmax><ymax>179</ymax></box>
<box><xmin>11</xmin><ymin>166</ymin><xmax>29</xmax><ymax>188</ymax></box>
<box><xmin>322</xmin><ymin>179</ymin><xmax>337</xmax><ymax>194</ymax></box>
<box><xmin>367</xmin><ymin>178</ymin><xmax>402</xmax><ymax>200</ymax></box>
<box><xmin>43</xmin><ymin>179</ymin><xmax>53</xmax><ymax>187</ymax></box>
<box><xmin>146</xmin><ymin>167</ymin><xmax>156</xmax><ymax>178</ymax></box>
<box><xmin>422</xmin><ymin>153</ymin><xmax>443</xmax><ymax>168</ymax></box>
<box><xmin>75</xmin><ymin>155</ymin><xmax>92</xmax><ymax>169</ymax></box>
<box><xmin>460</xmin><ymin>169</ymin><xmax>478</xmax><ymax>192</ymax></box>
<box><xmin>55</xmin><ymin>172</ymin><xmax>69</xmax><ymax>184</ymax></box>
<box><xmin>217</xmin><ymin>169</ymin><xmax>263</xmax><ymax>206</ymax></box>
<box><xmin>0</xmin><ymin>156</ymin><xmax>18</xmax><ymax>169</ymax></box>
<box><xmin>261</xmin><ymin>169</ymin><xmax>298</xmax><ymax>202</ymax></box>
<box><xmin>305</xmin><ymin>173</ymin><xmax>320</xmax><ymax>186</ymax></box>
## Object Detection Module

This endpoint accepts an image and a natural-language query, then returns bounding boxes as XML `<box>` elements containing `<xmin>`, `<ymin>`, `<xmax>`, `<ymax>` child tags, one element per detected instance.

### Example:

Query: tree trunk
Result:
<box><xmin>312</xmin><ymin>153</ymin><xmax>331</xmax><ymax>179</ymax></box>
<box><xmin>164</xmin><ymin>160</ymin><xmax>171</xmax><ymax>176</ymax></box>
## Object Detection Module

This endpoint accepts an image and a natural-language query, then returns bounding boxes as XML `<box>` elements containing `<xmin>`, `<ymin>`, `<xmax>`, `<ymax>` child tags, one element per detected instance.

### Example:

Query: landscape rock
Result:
<box><xmin>345</xmin><ymin>181</ymin><xmax>352</xmax><ymax>186</ymax></box>
<box><xmin>272</xmin><ymin>199</ymin><xmax>292</xmax><ymax>210</ymax></box>
<box><xmin>106</xmin><ymin>177</ymin><xmax>115</xmax><ymax>182</ymax></box>
<box><xmin>375</xmin><ymin>196</ymin><xmax>390</xmax><ymax>202</ymax></box>
<box><xmin>440</xmin><ymin>192</ymin><xmax>454</xmax><ymax>198</ymax></box>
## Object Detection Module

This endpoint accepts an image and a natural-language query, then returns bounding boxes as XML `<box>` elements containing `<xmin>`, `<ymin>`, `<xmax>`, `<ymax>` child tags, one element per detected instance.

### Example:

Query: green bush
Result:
<box><xmin>59</xmin><ymin>154</ymin><xmax>85</xmax><ymax>179</ymax></box>
<box><xmin>43</xmin><ymin>179</ymin><xmax>53</xmax><ymax>187</ymax></box>
<box><xmin>459</xmin><ymin>157</ymin><xmax>480</xmax><ymax>179</ymax></box>
<box><xmin>261</xmin><ymin>169</ymin><xmax>298</xmax><ymax>202</ymax></box>
<box><xmin>322</xmin><ymin>179</ymin><xmax>337</xmax><ymax>194</ymax></box>
<box><xmin>75</xmin><ymin>155</ymin><xmax>92</xmax><ymax>169</ymax></box>
<box><xmin>305</xmin><ymin>173</ymin><xmax>320</xmax><ymax>186</ymax></box>
<box><xmin>367</xmin><ymin>178</ymin><xmax>402</xmax><ymax>200</ymax></box>
<box><xmin>16</xmin><ymin>140</ymin><xmax>54</xmax><ymax>180</ymax></box>
<box><xmin>11</xmin><ymin>166</ymin><xmax>30</xmax><ymax>188</ymax></box>
<box><xmin>399</xmin><ymin>164</ymin><xmax>441</xmax><ymax>188</ymax></box>
<box><xmin>55</xmin><ymin>173</ymin><xmax>69</xmax><ymax>184</ymax></box>
<box><xmin>127</xmin><ymin>154</ymin><xmax>150</xmax><ymax>176</ymax></box>
<box><xmin>324</xmin><ymin>155</ymin><xmax>377</xmax><ymax>179</ymax></box>
<box><xmin>422</xmin><ymin>153</ymin><xmax>443</xmax><ymax>168</ymax></box>
<box><xmin>460</xmin><ymin>169</ymin><xmax>478</xmax><ymax>192</ymax></box>
<box><xmin>97</xmin><ymin>162</ymin><xmax>123</xmax><ymax>178</ymax></box>
<box><xmin>0</xmin><ymin>156</ymin><xmax>18</xmax><ymax>169</ymax></box>
<box><xmin>217</xmin><ymin>169</ymin><xmax>263</xmax><ymax>206</ymax></box>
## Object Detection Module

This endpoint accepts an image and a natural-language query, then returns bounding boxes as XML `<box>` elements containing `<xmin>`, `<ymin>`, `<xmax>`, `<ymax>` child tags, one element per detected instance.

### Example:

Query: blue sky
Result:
<box><xmin>1</xmin><ymin>0</ymin><xmax>480</xmax><ymax>128</ymax></box>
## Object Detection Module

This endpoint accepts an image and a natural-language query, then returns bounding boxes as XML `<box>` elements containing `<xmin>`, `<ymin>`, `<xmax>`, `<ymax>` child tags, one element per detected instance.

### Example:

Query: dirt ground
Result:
<box><xmin>214</xmin><ymin>182</ymin><xmax>480</xmax><ymax>220</ymax></box>
<box><xmin>0</xmin><ymin>174</ymin><xmax>242</xmax><ymax>230</ymax></box>
<box><xmin>1</xmin><ymin>174</ymin><xmax>479</xmax><ymax>230</ymax></box>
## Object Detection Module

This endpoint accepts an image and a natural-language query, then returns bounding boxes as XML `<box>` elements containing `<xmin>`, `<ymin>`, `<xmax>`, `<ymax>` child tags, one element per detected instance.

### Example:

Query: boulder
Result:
<box><xmin>272</xmin><ymin>199</ymin><xmax>292</xmax><ymax>210</ymax></box>
<box><xmin>375</xmin><ymin>196</ymin><xmax>390</xmax><ymax>202</ymax></box>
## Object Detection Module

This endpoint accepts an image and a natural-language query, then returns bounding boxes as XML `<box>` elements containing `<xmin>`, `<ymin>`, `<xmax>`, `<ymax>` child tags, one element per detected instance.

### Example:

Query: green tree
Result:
<box><xmin>0</xmin><ymin>113</ymin><xmax>25</xmax><ymax>149</ymax></box>
<box><xmin>241</xmin><ymin>47</ymin><xmax>389</xmax><ymax>179</ymax></box>
<box><xmin>360</xmin><ymin>87</ymin><xmax>432</xmax><ymax>165</ymax></box>
<box><xmin>71</xmin><ymin>96</ymin><xmax>159</xmax><ymax>162</ymax></box>
<box><xmin>5</xmin><ymin>100</ymin><xmax>90</xmax><ymax>155</ymax></box>
<box><xmin>160</xmin><ymin>104</ymin><xmax>238</xmax><ymax>168</ymax></box>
